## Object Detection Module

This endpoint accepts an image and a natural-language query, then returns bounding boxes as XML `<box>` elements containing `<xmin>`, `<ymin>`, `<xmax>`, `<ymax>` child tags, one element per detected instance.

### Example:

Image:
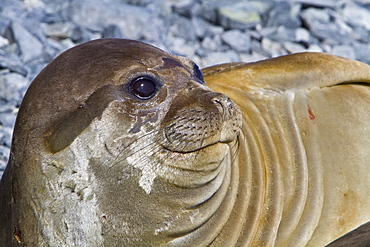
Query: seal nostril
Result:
<box><xmin>212</xmin><ymin>96</ymin><xmax>227</xmax><ymax>118</ymax></box>
<box><xmin>212</xmin><ymin>95</ymin><xmax>229</xmax><ymax>109</ymax></box>
<box><xmin>212</xmin><ymin>98</ymin><xmax>222</xmax><ymax>105</ymax></box>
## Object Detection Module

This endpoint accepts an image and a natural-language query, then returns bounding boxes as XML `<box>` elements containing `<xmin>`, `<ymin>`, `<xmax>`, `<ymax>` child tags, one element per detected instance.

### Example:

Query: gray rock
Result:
<box><xmin>168</xmin><ymin>15</ymin><xmax>197</xmax><ymax>42</ymax></box>
<box><xmin>221</xmin><ymin>29</ymin><xmax>251</xmax><ymax>52</ymax></box>
<box><xmin>300</xmin><ymin>8</ymin><xmax>354</xmax><ymax>44</ymax></box>
<box><xmin>283</xmin><ymin>41</ymin><xmax>306</xmax><ymax>54</ymax></box>
<box><xmin>266</xmin><ymin>1</ymin><xmax>301</xmax><ymax>29</ymax></box>
<box><xmin>141</xmin><ymin>17</ymin><xmax>166</xmax><ymax>42</ymax></box>
<box><xmin>350</xmin><ymin>26</ymin><xmax>370</xmax><ymax>43</ymax></box>
<box><xmin>204</xmin><ymin>23</ymin><xmax>224</xmax><ymax>38</ymax></box>
<box><xmin>200</xmin><ymin>50</ymin><xmax>240</xmax><ymax>67</ymax></box>
<box><xmin>0</xmin><ymin>37</ymin><xmax>9</xmax><ymax>48</ymax></box>
<box><xmin>354</xmin><ymin>0</ymin><xmax>370</xmax><ymax>4</ymax></box>
<box><xmin>307</xmin><ymin>44</ymin><xmax>324</xmax><ymax>52</ymax></box>
<box><xmin>168</xmin><ymin>37</ymin><xmax>198</xmax><ymax>57</ymax></box>
<box><xmin>261</xmin><ymin>37</ymin><xmax>288</xmax><ymax>57</ymax></box>
<box><xmin>191</xmin><ymin>17</ymin><xmax>209</xmax><ymax>39</ymax></box>
<box><xmin>70</xmin><ymin>26</ymin><xmax>96</xmax><ymax>43</ymax></box>
<box><xmin>288</xmin><ymin>0</ymin><xmax>345</xmax><ymax>8</ymax></box>
<box><xmin>102</xmin><ymin>25</ymin><xmax>124</xmax><ymax>39</ymax></box>
<box><xmin>11</xmin><ymin>22</ymin><xmax>43</xmax><ymax>63</ymax></box>
<box><xmin>0</xmin><ymin>112</ymin><xmax>17</xmax><ymax>130</ymax></box>
<box><xmin>266</xmin><ymin>26</ymin><xmax>299</xmax><ymax>43</ymax></box>
<box><xmin>0</xmin><ymin>53</ymin><xmax>28</xmax><ymax>76</ymax></box>
<box><xmin>0</xmin><ymin>18</ymin><xmax>12</xmax><ymax>40</ymax></box>
<box><xmin>171</xmin><ymin>0</ymin><xmax>199</xmax><ymax>18</ymax></box>
<box><xmin>332</xmin><ymin>45</ymin><xmax>356</xmax><ymax>60</ymax></box>
<box><xmin>0</xmin><ymin>144</ymin><xmax>11</xmax><ymax>172</ymax></box>
<box><xmin>295</xmin><ymin>27</ymin><xmax>311</xmax><ymax>43</ymax></box>
<box><xmin>239</xmin><ymin>51</ymin><xmax>268</xmax><ymax>63</ymax></box>
<box><xmin>41</xmin><ymin>22</ymin><xmax>74</xmax><ymax>39</ymax></box>
<box><xmin>300</xmin><ymin>7</ymin><xmax>330</xmax><ymax>24</ymax></box>
<box><xmin>201</xmin><ymin>35</ymin><xmax>222</xmax><ymax>52</ymax></box>
<box><xmin>63</xmin><ymin>1</ymin><xmax>154</xmax><ymax>40</ymax></box>
<box><xmin>217</xmin><ymin>1</ymin><xmax>272</xmax><ymax>29</ymax></box>
<box><xmin>0</xmin><ymin>72</ymin><xmax>29</xmax><ymax>103</ymax></box>
<box><xmin>342</xmin><ymin>2</ymin><xmax>370</xmax><ymax>30</ymax></box>
<box><xmin>0</xmin><ymin>1</ymin><xmax>28</xmax><ymax>23</ymax></box>
<box><xmin>352</xmin><ymin>43</ymin><xmax>370</xmax><ymax>64</ymax></box>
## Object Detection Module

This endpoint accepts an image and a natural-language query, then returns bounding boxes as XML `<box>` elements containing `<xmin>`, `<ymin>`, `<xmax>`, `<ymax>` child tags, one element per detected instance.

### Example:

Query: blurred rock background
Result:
<box><xmin>0</xmin><ymin>0</ymin><xmax>370</xmax><ymax>178</ymax></box>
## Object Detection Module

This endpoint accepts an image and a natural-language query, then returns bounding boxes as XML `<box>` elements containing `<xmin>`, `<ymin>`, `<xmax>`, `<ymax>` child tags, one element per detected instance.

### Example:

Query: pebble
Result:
<box><xmin>0</xmin><ymin>0</ymin><xmax>369</xmax><ymax>177</ymax></box>
<box><xmin>11</xmin><ymin>22</ymin><xmax>44</xmax><ymax>63</ymax></box>
<box><xmin>221</xmin><ymin>30</ymin><xmax>251</xmax><ymax>52</ymax></box>
<box><xmin>342</xmin><ymin>2</ymin><xmax>370</xmax><ymax>30</ymax></box>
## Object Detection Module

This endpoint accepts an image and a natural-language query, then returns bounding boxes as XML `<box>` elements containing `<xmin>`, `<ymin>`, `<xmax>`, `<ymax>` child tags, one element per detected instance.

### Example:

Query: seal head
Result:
<box><xmin>0</xmin><ymin>39</ymin><xmax>241</xmax><ymax>246</ymax></box>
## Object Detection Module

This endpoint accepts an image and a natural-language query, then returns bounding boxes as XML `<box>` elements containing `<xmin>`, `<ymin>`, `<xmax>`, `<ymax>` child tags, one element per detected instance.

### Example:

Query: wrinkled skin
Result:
<box><xmin>1</xmin><ymin>39</ymin><xmax>370</xmax><ymax>246</ymax></box>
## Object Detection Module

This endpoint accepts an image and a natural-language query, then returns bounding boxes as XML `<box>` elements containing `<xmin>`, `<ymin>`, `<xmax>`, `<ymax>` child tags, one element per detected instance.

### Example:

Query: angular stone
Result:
<box><xmin>221</xmin><ymin>29</ymin><xmax>251</xmax><ymax>52</ymax></box>
<box><xmin>70</xmin><ymin>26</ymin><xmax>95</xmax><ymax>43</ymax></box>
<box><xmin>168</xmin><ymin>37</ymin><xmax>198</xmax><ymax>57</ymax></box>
<box><xmin>261</xmin><ymin>37</ymin><xmax>288</xmax><ymax>57</ymax></box>
<box><xmin>191</xmin><ymin>17</ymin><xmax>209</xmax><ymax>39</ymax></box>
<box><xmin>295</xmin><ymin>28</ymin><xmax>311</xmax><ymax>43</ymax></box>
<box><xmin>200</xmin><ymin>50</ymin><xmax>240</xmax><ymax>67</ymax></box>
<box><xmin>289</xmin><ymin>0</ymin><xmax>345</xmax><ymax>8</ymax></box>
<box><xmin>168</xmin><ymin>15</ymin><xmax>196</xmax><ymax>42</ymax></box>
<box><xmin>41</xmin><ymin>22</ymin><xmax>74</xmax><ymax>39</ymax></box>
<box><xmin>332</xmin><ymin>45</ymin><xmax>356</xmax><ymax>60</ymax></box>
<box><xmin>0</xmin><ymin>37</ymin><xmax>9</xmax><ymax>48</ymax></box>
<box><xmin>300</xmin><ymin>7</ymin><xmax>330</xmax><ymax>24</ymax></box>
<box><xmin>352</xmin><ymin>43</ymin><xmax>370</xmax><ymax>64</ymax></box>
<box><xmin>171</xmin><ymin>0</ymin><xmax>199</xmax><ymax>18</ymax></box>
<box><xmin>217</xmin><ymin>1</ymin><xmax>272</xmax><ymax>29</ymax></box>
<box><xmin>300</xmin><ymin>8</ymin><xmax>354</xmax><ymax>44</ymax></box>
<box><xmin>102</xmin><ymin>25</ymin><xmax>124</xmax><ymax>39</ymax></box>
<box><xmin>239</xmin><ymin>52</ymin><xmax>267</xmax><ymax>63</ymax></box>
<box><xmin>11</xmin><ymin>22</ymin><xmax>43</xmax><ymax>63</ymax></box>
<box><xmin>201</xmin><ymin>35</ymin><xmax>222</xmax><ymax>52</ymax></box>
<box><xmin>62</xmin><ymin>1</ymin><xmax>155</xmax><ymax>40</ymax></box>
<box><xmin>0</xmin><ymin>53</ymin><xmax>28</xmax><ymax>76</ymax></box>
<box><xmin>342</xmin><ymin>2</ymin><xmax>370</xmax><ymax>30</ymax></box>
<box><xmin>307</xmin><ymin>44</ymin><xmax>324</xmax><ymax>52</ymax></box>
<box><xmin>266</xmin><ymin>1</ymin><xmax>301</xmax><ymax>28</ymax></box>
<box><xmin>283</xmin><ymin>41</ymin><xmax>306</xmax><ymax>54</ymax></box>
<box><xmin>266</xmin><ymin>26</ymin><xmax>297</xmax><ymax>43</ymax></box>
<box><xmin>0</xmin><ymin>112</ymin><xmax>17</xmax><ymax>130</ymax></box>
<box><xmin>0</xmin><ymin>18</ymin><xmax>12</xmax><ymax>40</ymax></box>
<box><xmin>141</xmin><ymin>17</ymin><xmax>165</xmax><ymax>42</ymax></box>
<box><xmin>0</xmin><ymin>72</ymin><xmax>29</xmax><ymax>103</ymax></box>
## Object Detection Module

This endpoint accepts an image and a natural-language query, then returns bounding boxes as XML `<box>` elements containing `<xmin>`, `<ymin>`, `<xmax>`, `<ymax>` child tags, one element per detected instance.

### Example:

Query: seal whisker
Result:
<box><xmin>106</xmin><ymin>134</ymin><xmax>165</xmax><ymax>171</ymax></box>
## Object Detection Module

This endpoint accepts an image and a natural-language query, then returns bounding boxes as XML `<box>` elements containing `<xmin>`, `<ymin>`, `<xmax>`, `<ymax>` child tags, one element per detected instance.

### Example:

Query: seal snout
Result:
<box><xmin>212</xmin><ymin>94</ymin><xmax>237</xmax><ymax>121</ymax></box>
<box><xmin>161</xmin><ymin>89</ymin><xmax>242</xmax><ymax>152</ymax></box>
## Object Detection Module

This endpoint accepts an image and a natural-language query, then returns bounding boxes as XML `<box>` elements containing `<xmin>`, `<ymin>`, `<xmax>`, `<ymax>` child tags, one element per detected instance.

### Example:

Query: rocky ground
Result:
<box><xmin>0</xmin><ymin>0</ymin><xmax>370</xmax><ymax>178</ymax></box>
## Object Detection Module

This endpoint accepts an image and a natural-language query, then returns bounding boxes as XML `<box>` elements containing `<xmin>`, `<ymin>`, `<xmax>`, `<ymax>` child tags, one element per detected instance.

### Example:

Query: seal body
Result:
<box><xmin>202</xmin><ymin>53</ymin><xmax>370</xmax><ymax>246</ymax></box>
<box><xmin>1</xmin><ymin>39</ymin><xmax>370</xmax><ymax>246</ymax></box>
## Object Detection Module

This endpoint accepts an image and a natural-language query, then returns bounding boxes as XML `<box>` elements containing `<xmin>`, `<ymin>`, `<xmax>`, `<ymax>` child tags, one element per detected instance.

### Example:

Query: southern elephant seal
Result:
<box><xmin>1</xmin><ymin>38</ymin><xmax>370</xmax><ymax>246</ymax></box>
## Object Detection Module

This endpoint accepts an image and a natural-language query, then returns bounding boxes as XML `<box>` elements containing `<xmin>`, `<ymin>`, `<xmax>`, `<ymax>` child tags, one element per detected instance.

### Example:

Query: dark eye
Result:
<box><xmin>193</xmin><ymin>63</ymin><xmax>205</xmax><ymax>83</ymax></box>
<box><xmin>131</xmin><ymin>77</ymin><xmax>157</xmax><ymax>99</ymax></box>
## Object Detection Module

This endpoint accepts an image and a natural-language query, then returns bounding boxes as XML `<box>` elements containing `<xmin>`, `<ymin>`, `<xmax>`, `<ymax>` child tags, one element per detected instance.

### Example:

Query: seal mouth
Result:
<box><xmin>160</xmin><ymin>131</ymin><xmax>240</xmax><ymax>154</ymax></box>
<box><xmin>160</xmin><ymin>119</ymin><xmax>241</xmax><ymax>154</ymax></box>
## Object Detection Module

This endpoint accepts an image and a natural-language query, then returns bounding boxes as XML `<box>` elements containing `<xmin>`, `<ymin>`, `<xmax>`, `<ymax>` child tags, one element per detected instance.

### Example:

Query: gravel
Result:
<box><xmin>0</xmin><ymin>0</ymin><xmax>369</xmax><ymax>178</ymax></box>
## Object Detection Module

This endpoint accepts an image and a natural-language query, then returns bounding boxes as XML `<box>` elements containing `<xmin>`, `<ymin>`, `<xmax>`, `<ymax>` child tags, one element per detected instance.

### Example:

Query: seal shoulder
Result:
<box><xmin>202</xmin><ymin>52</ymin><xmax>370</xmax><ymax>93</ymax></box>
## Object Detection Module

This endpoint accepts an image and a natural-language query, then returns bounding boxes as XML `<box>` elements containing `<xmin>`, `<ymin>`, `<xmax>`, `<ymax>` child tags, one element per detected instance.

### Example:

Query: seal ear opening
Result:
<box><xmin>45</xmin><ymin>85</ymin><xmax>122</xmax><ymax>153</ymax></box>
